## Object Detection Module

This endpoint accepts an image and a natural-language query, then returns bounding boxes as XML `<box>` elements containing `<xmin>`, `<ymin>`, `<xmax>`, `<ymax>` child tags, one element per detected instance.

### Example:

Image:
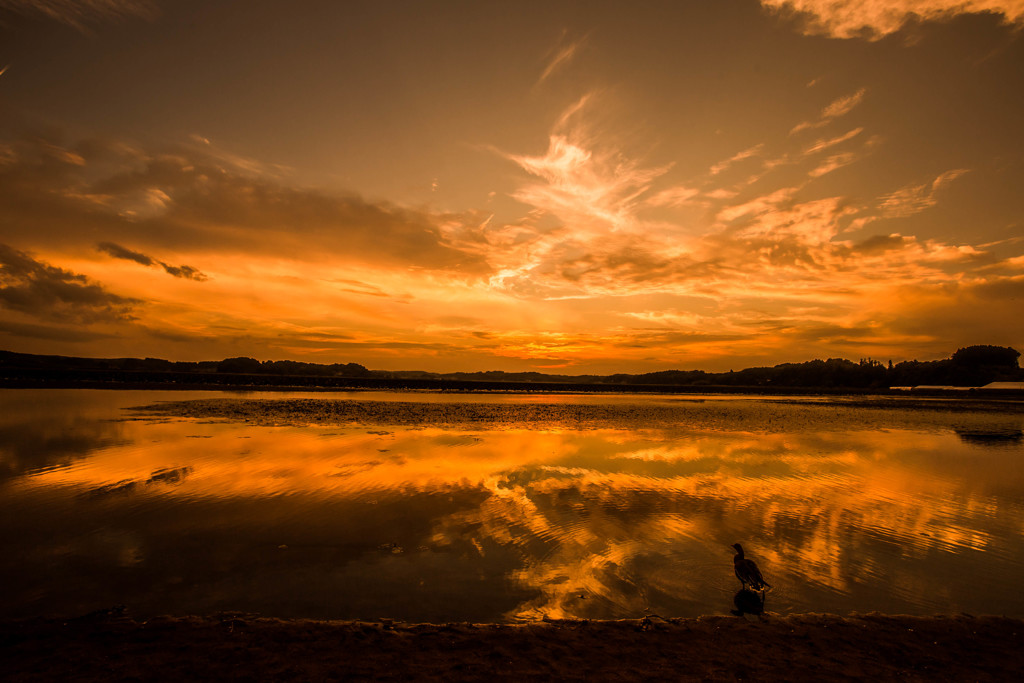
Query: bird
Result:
<box><xmin>732</xmin><ymin>543</ymin><xmax>770</xmax><ymax>591</ymax></box>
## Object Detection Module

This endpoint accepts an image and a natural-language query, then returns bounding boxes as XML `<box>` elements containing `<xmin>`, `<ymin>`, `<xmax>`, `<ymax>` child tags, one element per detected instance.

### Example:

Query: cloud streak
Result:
<box><xmin>538</xmin><ymin>33</ymin><xmax>587</xmax><ymax>84</ymax></box>
<box><xmin>877</xmin><ymin>169</ymin><xmax>970</xmax><ymax>218</ymax></box>
<box><xmin>97</xmin><ymin>242</ymin><xmax>208</xmax><ymax>281</ymax></box>
<box><xmin>791</xmin><ymin>89</ymin><xmax>867</xmax><ymax>135</ymax></box>
<box><xmin>0</xmin><ymin>0</ymin><xmax>156</xmax><ymax>31</ymax></box>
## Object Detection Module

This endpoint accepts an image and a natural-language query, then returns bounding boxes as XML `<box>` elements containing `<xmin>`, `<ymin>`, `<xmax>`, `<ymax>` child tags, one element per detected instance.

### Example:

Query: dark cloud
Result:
<box><xmin>790</xmin><ymin>323</ymin><xmax>875</xmax><ymax>342</ymax></box>
<box><xmin>613</xmin><ymin>330</ymin><xmax>745</xmax><ymax>348</ymax></box>
<box><xmin>0</xmin><ymin>243</ymin><xmax>137</xmax><ymax>323</ymax></box>
<box><xmin>96</xmin><ymin>241</ymin><xmax>154</xmax><ymax>266</ymax></box>
<box><xmin>0</xmin><ymin>133</ymin><xmax>489</xmax><ymax>274</ymax></box>
<box><xmin>97</xmin><ymin>242</ymin><xmax>208</xmax><ymax>281</ymax></box>
<box><xmin>138</xmin><ymin>325</ymin><xmax>217</xmax><ymax>343</ymax></box>
<box><xmin>973</xmin><ymin>277</ymin><xmax>1024</xmax><ymax>300</ymax></box>
<box><xmin>883</xmin><ymin>278</ymin><xmax>1024</xmax><ymax>351</ymax></box>
<box><xmin>159</xmin><ymin>263</ymin><xmax>206</xmax><ymax>280</ymax></box>
<box><xmin>0</xmin><ymin>318</ymin><xmax>115</xmax><ymax>341</ymax></box>
<box><xmin>851</xmin><ymin>233</ymin><xmax>907</xmax><ymax>253</ymax></box>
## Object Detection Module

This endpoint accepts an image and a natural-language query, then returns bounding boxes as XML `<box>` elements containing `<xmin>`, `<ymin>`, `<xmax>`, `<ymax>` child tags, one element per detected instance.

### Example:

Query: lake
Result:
<box><xmin>2</xmin><ymin>388</ymin><xmax>1023</xmax><ymax>622</ymax></box>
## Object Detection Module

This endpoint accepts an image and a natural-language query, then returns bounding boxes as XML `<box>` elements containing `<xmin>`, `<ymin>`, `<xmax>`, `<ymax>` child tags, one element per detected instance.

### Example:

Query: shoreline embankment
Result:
<box><xmin>4</xmin><ymin>613</ymin><xmax>1023</xmax><ymax>681</ymax></box>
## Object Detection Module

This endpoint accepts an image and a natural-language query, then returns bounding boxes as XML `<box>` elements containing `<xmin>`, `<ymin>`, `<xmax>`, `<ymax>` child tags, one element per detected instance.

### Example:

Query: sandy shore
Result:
<box><xmin>4</xmin><ymin>613</ymin><xmax>1023</xmax><ymax>681</ymax></box>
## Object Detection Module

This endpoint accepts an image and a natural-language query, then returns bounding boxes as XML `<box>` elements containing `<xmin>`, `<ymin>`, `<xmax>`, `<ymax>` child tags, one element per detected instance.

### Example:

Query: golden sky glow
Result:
<box><xmin>1</xmin><ymin>0</ymin><xmax>1022</xmax><ymax>372</ymax></box>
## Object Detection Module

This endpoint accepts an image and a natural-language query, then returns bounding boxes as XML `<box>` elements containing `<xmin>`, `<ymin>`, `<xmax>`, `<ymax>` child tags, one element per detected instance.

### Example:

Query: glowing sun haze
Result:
<box><xmin>1</xmin><ymin>0</ymin><xmax>1022</xmax><ymax>373</ymax></box>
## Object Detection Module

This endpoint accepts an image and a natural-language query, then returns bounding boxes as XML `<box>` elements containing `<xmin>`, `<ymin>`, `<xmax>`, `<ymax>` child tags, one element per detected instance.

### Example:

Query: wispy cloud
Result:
<box><xmin>791</xmin><ymin>88</ymin><xmax>867</xmax><ymax>134</ymax></box>
<box><xmin>808</xmin><ymin>152</ymin><xmax>859</xmax><ymax>178</ymax></box>
<box><xmin>505</xmin><ymin>97</ymin><xmax>672</xmax><ymax>237</ymax></box>
<box><xmin>0</xmin><ymin>0</ymin><xmax>157</xmax><ymax>32</ymax></box>
<box><xmin>495</xmin><ymin>97</ymin><xmax>981</xmax><ymax>310</ymax></box>
<box><xmin>804</xmin><ymin>127</ymin><xmax>864</xmax><ymax>154</ymax></box>
<box><xmin>508</xmin><ymin>135</ymin><xmax>669</xmax><ymax>235</ymax></box>
<box><xmin>709</xmin><ymin>144</ymin><xmax>764</xmax><ymax>176</ymax></box>
<box><xmin>645</xmin><ymin>185</ymin><xmax>702</xmax><ymax>208</ymax></box>
<box><xmin>761</xmin><ymin>0</ymin><xmax>1024</xmax><ymax>40</ymax></box>
<box><xmin>878</xmin><ymin>169</ymin><xmax>970</xmax><ymax>218</ymax></box>
<box><xmin>538</xmin><ymin>32</ymin><xmax>587</xmax><ymax>85</ymax></box>
<box><xmin>823</xmin><ymin>90</ymin><xmax>867</xmax><ymax>119</ymax></box>
<box><xmin>329</xmin><ymin>277</ymin><xmax>396</xmax><ymax>298</ymax></box>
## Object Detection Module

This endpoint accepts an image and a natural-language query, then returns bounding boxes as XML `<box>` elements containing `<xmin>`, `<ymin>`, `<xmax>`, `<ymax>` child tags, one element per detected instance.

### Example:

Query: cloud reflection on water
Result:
<box><xmin>2</xmin><ymin>390</ymin><xmax>1023</xmax><ymax>621</ymax></box>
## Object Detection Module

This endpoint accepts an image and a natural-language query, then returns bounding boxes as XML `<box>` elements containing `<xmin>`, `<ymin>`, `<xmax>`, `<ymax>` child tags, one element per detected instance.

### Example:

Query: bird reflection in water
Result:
<box><xmin>731</xmin><ymin>543</ymin><xmax>771</xmax><ymax>618</ymax></box>
<box><xmin>732</xmin><ymin>589</ymin><xmax>766</xmax><ymax>617</ymax></box>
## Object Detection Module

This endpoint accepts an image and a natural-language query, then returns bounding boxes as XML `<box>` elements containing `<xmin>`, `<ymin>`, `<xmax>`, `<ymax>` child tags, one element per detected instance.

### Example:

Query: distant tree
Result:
<box><xmin>216</xmin><ymin>357</ymin><xmax>262</xmax><ymax>373</ymax></box>
<box><xmin>121</xmin><ymin>357</ymin><xmax>173</xmax><ymax>372</ymax></box>
<box><xmin>951</xmin><ymin>345</ymin><xmax>1020</xmax><ymax>368</ymax></box>
<box><xmin>335</xmin><ymin>363</ymin><xmax>371</xmax><ymax>377</ymax></box>
<box><xmin>947</xmin><ymin>345</ymin><xmax>1022</xmax><ymax>385</ymax></box>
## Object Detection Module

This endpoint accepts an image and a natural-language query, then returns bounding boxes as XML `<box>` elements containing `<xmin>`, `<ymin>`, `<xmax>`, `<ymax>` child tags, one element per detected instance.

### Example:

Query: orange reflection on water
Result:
<box><xmin>4</xmin><ymin>390</ymin><xmax>1024</xmax><ymax>620</ymax></box>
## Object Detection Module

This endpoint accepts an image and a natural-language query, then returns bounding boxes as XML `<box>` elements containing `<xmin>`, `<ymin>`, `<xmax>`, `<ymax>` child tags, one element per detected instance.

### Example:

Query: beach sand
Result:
<box><xmin>4</xmin><ymin>612</ymin><xmax>1023</xmax><ymax>681</ymax></box>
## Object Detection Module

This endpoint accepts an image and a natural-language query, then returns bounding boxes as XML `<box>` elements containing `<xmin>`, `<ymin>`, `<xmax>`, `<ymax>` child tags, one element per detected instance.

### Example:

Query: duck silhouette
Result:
<box><xmin>732</xmin><ymin>543</ymin><xmax>770</xmax><ymax>591</ymax></box>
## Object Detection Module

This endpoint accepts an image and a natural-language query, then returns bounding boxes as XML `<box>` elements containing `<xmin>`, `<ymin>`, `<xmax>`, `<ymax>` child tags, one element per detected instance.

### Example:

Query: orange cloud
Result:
<box><xmin>478</xmin><ymin>88</ymin><xmax>1021</xmax><ymax>368</ymax></box>
<box><xmin>877</xmin><ymin>169</ymin><xmax>970</xmax><ymax>218</ymax></box>
<box><xmin>761</xmin><ymin>0</ymin><xmax>1024</xmax><ymax>40</ymax></box>
<box><xmin>508</xmin><ymin>136</ymin><xmax>670</xmax><ymax>237</ymax></box>
<box><xmin>0</xmin><ymin>72</ymin><xmax>1020</xmax><ymax>372</ymax></box>
<box><xmin>709</xmin><ymin>144</ymin><xmax>764</xmax><ymax>176</ymax></box>
<box><xmin>791</xmin><ymin>89</ymin><xmax>867</xmax><ymax>134</ymax></box>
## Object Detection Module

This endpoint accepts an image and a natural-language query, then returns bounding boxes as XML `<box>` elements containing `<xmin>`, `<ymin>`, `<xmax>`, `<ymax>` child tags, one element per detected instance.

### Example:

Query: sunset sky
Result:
<box><xmin>1</xmin><ymin>0</ymin><xmax>1022</xmax><ymax>373</ymax></box>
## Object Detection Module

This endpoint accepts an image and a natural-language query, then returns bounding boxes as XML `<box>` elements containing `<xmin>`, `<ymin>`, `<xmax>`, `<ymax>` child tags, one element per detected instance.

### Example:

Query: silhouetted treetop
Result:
<box><xmin>951</xmin><ymin>345</ymin><xmax>1020</xmax><ymax>368</ymax></box>
<box><xmin>216</xmin><ymin>357</ymin><xmax>262</xmax><ymax>373</ymax></box>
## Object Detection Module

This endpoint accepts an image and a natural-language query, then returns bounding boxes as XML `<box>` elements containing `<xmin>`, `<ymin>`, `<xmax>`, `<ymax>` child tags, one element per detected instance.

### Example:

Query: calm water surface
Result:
<box><xmin>2</xmin><ymin>388</ymin><xmax>1023</xmax><ymax>622</ymax></box>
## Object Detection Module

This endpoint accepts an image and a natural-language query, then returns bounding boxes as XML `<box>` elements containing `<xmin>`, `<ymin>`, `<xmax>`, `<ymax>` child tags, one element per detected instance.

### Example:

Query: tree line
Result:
<box><xmin>1</xmin><ymin>345</ymin><xmax>1020</xmax><ymax>389</ymax></box>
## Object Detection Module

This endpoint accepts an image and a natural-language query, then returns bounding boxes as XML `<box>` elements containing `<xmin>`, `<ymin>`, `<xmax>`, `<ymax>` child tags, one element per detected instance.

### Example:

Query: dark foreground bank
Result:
<box><xmin>3</xmin><ymin>613</ymin><xmax>1022</xmax><ymax>681</ymax></box>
